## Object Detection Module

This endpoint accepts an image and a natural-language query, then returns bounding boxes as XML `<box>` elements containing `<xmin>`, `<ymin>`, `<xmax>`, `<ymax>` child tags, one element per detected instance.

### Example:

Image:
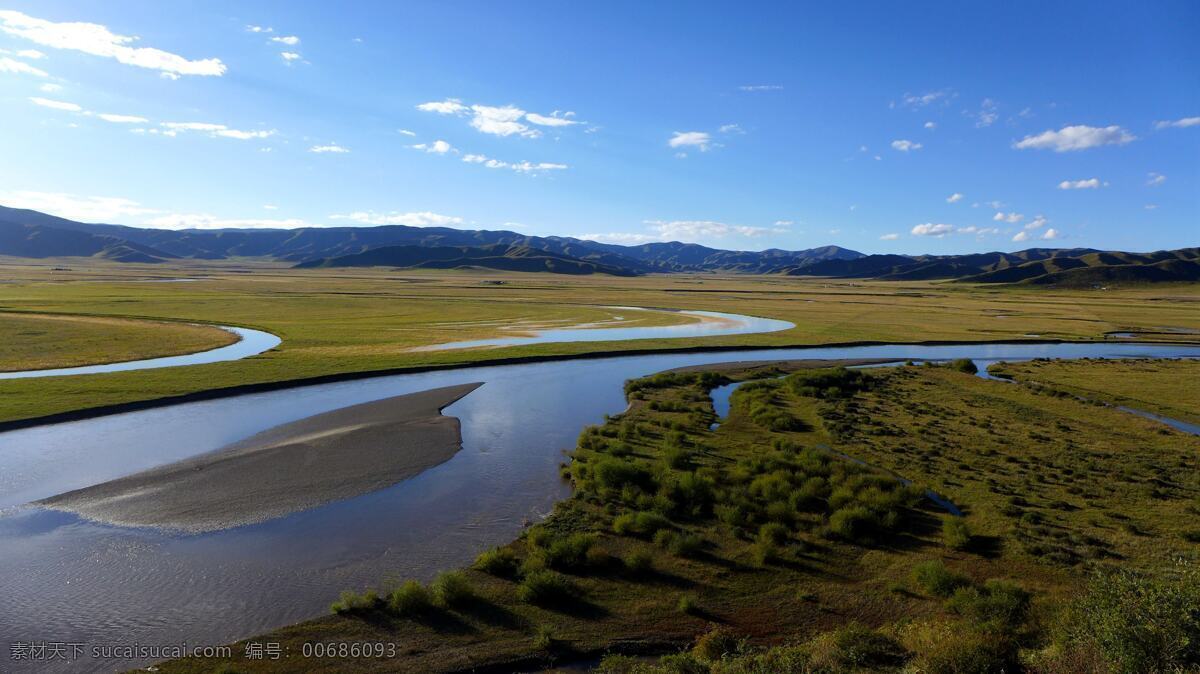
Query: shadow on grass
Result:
<box><xmin>460</xmin><ymin>597</ymin><xmax>528</xmax><ymax>631</ymax></box>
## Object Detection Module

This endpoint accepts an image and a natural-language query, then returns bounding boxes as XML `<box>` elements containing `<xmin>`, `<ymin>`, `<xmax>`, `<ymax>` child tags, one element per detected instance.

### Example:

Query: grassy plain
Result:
<box><xmin>0</xmin><ymin>257</ymin><xmax>1198</xmax><ymax>424</ymax></box>
<box><xmin>156</xmin><ymin>360</ymin><xmax>1200</xmax><ymax>674</ymax></box>
<box><xmin>0</xmin><ymin>311</ymin><xmax>235</xmax><ymax>372</ymax></box>
<box><xmin>990</xmin><ymin>358</ymin><xmax>1200</xmax><ymax>425</ymax></box>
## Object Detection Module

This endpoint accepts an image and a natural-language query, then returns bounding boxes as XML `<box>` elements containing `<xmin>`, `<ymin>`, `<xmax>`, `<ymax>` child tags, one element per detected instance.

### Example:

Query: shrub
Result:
<box><xmin>544</xmin><ymin>533</ymin><xmax>598</xmax><ymax>572</ymax></box>
<box><xmin>659</xmin><ymin>472</ymin><xmax>715</xmax><ymax>519</ymax></box>
<box><xmin>787</xmin><ymin>367</ymin><xmax>874</xmax><ymax>399</ymax></box>
<box><xmin>613</xmin><ymin>510</ymin><xmax>671</xmax><ymax>537</ymax></box>
<box><xmin>431</xmin><ymin>571</ymin><xmax>475</xmax><ymax>609</ymax></box>
<box><xmin>942</xmin><ymin>517</ymin><xmax>972</xmax><ymax>550</ymax></box>
<box><xmin>693</xmin><ymin>626</ymin><xmax>742</xmax><ymax>661</ymax></box>
<box><xmin>593</xmin><ymin>458</ymin><xmax>656</xmax><ymax>493</ymax></box>
<box><xmin>331</xmin><ymin>589</ymin><xmax>381</xmax><ymax>615</ymax></box>
<box><xmin>827</xmin><ymin>505</ymin><xmax>881</xmax><ymax>542</ymax></box>
<box><xmin>900</xmin><ymin>621</ymin><xmax>1014</xmax><ymax>674</ymax></box>
<box><xmin>387</xmin><ymin>581</ymin><xmax>432</xmax><ymax>616</ymax></box>
<box><xmin>533</xmin><ymin>624</ymin><xmax>555</xmax><ymax>651</ymax></box>
<box><xmin>912</xmin><ymin>560</ymin><xmax>971</xmax><ymax>598</ymax></box>
<box><xmin>624</xmin><ymin>548</ymin><xmax>654</xmax><ymax>575</ymax></box>
<box><xmin>518</xmin><ymin>570</ymin><xmax>577</xmax><ymax>606</ymax></box>
<box><xmin>751</xmin><ymin>540</ymin><xmax>778</xmax><ymax>567</ymax></box>
<box><xmin>663</xmin><ymin>445</ymin><xmax>694</xmax><ymax>470</ymax></box>
<box><xmin>758</xmin><ymin>522</ymin><xmax>789</xmax><ymax>546</ymax></box>
<box><xmin>1061</xmin><ymin>565</ymin><xmax>1200</xmax><ymax>673</ymax></box>
<box><xmin>949</xmin><ymin>358</ymin><xmax>979</xmax><ymax>374</ymax></box>
<box><xmin>473</xmin><ymin>546</ymin><xmax>518</xmax><ymax>576</ymax></box>
<box><xmin>805</xmin><ymin>623</ymin><xmax>907</xmax><ymax>671</ymax></box>
<box><xmin>677</xmin><ymin>593</ymin><xmax>700</xmax><ymax>615</ymax></box>
<box><xmin>945</xmin><ymin>580</ymin><xmax>1030</xmax><ymax>631</ymax></box>
<box><xmin>669</xmin><ymin>533</ymin><xmax>704</xmax><ymax>558</ymax></box>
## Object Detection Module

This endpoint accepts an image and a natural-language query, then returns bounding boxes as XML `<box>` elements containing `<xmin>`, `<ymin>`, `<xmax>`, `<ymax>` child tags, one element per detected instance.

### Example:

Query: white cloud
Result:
<box><xmin>1144</xmin><ymin>204</ymin><xmax>1158</xmax><ymax>210</ymax></box>
<box><xmin>416</xmin><ymin>99</ymin><xmax>469</xmax><ymax>115</ymax></box>
<box><xmin>1154</xmin><ymin>116</ymin><xmax>1200</xmax><ymax>130</ymax></box>
<box><xmin>774</xmin><ymin>220</ymin><xmax>794</xmax><ymax>226</ymax></box>
<box><xmin>957</xmin><ymin>226</ymin><xmax>1000</xmax><ymax>236</ymax></box>
<box><xmin>469</xmin><ymin>104</ymin><xmax>539</xmax><ymax>138</ymax></box>
<box><xmin>879</xmin><ymin>233</ymin><xmax>900</xmax><ymax>240</ymax></box>
<box><xmin>1025</xmin><ymin>215</ymin><xmax>1048</xmax><ymax>230</ymax></box>
<box><xmin>29</xmin><ymin>96</ymin><xmax>81</xmax><ymax>111</ymax></box>
<box><xmin>1012</xmin><ymin>230</ymin><xmax>1030</xmax><ymax>243</ymax></box>
<box><xmin>1146</xmin><ymin>172</ymin><xmax>1166</xmax><ymax>186</ymax></box>
<box><xmin>739</xmin><ymin>84</ymin><xmax>783</xmax><ymax>92</ymax></box>
<box><xmin>459</xmin><ymin>153</ymin><xmax>567</xmax><ymax>174</ymax></box>
<box><xmin>901</xmin><ymin>90</ymin><xmax>950</xmax><ymax>107</ymax></box>
<box><xmin>39</xmin><ymin>82</ymin><xmax>61</xmax><ymax>92</ymax></box>
<box><xmin>16</xmin><ymin>48</ymin><xmax>44</xmax><ymax>59</ymax></box>
<box><xmin>410</xmin><ymin>139</ymin><xmax>454</xmax><ymax>154</ymax></box>
<box><xmin>525</xmin><ymin>111</ymin><xmax>578</xmax><ymax>127</ymax></box>
<box><xmin>974</xmin><ymin>98</ymin><xmax>998</xmax><ymax>128</ymax></box>
<box><xmin>329</xmin><ymin>211</ymin><xmax>464</xmax><ymax>227</ymax></box>
<box><xmin>1041</xmin><ymin>228</ymin><xmax>1061</xmax><ymax>240</ymax></box>
<box><xmin>246</xmin><ymin>25</ymin><xmax>273</xmax><ymax>33</ymax></box>
<box><xmin>911</xmin><ymin>223</ymin><xmax>954</xmax><ymax>237</ymax></box>
<box><xmin>946</xmin><ymin>192</ymin><xmax>964</xmax><ymax>203</ymax></box>
<box><xmin>0</xmin><ymin>55</ymin><xmax>47</xmax><ymax>76</ymax></box>
<box><xmin>397</xmin><ymin>128</ymin><xmax>417</xmax><ymax>136</ymax></box>
<box><xmin>581</xmin><ymin>232</ymin><xmax>663</xmax><ymax>245</ymax></box>
<box><xmin>0</xmin><ymin>10</ymin><xmax>226</xmax><ymax>77</ymax></box>
<box><xmin>280</xmin><ymin>51</ymin><xmax>301</xmax><ymax>62</ymax></box>
<box><xmin>97</xmin><ymin>113</ymin><xmax>148</xmax><ymax>123</ymax></box>
<box><xmin>924</xmin><ymin>121</ymin><xmax>936</xmax><ymax>129</ymax></box>
<box><xmin>0</xmin><ymin>190</ymin><xmax>157</xmax><ymax>222</ymax></box>
<box><xmin>263</xmin><ymin>204</ymin><xmax>278</xmax><ymax>210</ymax></box>
<box><xmin>143</xmin><ymin>213</ymin><xmax>310</xmax><ymax>230</ymax></box>
<box><xmin>309</xmin><ymin>143</ymin><xmax>349</xmax><ymax>153</ymax></box>
<box><xmin>646</xmin><ymin>220</ymin><xmax>768</xmax><ymax>240</ymax></box>
<box><xmin>161</xmin><ymin>121</ymin><xmax>276</xmax><ymax>140</ymax></box>
<box><xmin>670</xmin><ymin>131</ymin><xmax>711</xmax><ymax>151</ymax></box>
<box><xmin>270</xmin><ymin>35</ymin><xmax>299</xmax><ymax>46</ymax></box>
<box><xmin>719</xmin><ymin>123</ymin><xmax>744</xmax><ymax>134</ymax></box>
<box><xmin>1058</xmin><ymin>178</ymin><xmax>1103</xmax><ymax>190</ymax></box>
<box><xmin>1013</xmin><ymin>124</ymin><xmax>1135</xmax><ymax>152</ymax></box>
<box><xmin>993</xmin><ymin>211</ymin><xmax>1023</xmax><ymax>224</ymax></box>
<box><xmin>891</xmin><ymin>139</ymin><xmax>922</xmax><ymax>151</ymax></box>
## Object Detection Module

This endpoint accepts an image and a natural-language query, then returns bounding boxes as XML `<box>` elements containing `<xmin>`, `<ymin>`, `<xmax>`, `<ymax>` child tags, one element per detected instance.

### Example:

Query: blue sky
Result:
<box><xmin>1</xmin><ymin>1</ymin><xmax>1196</xmax><ymax>254</ymax></box>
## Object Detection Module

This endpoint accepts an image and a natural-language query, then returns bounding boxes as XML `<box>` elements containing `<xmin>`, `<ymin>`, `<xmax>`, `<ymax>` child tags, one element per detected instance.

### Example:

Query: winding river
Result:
<box><xmin>1</xmin><ymin>340</ymin><xmax>1198</xmax><ymax>672</ymax></box>
<box><xmin>0</xmin><ymin>326</ymin><xmax>281</xmax><ymax>380</ymax></box>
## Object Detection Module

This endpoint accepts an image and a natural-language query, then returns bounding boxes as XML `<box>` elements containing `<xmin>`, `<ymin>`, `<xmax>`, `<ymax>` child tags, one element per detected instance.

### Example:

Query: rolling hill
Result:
<box><xmin>0</xmin><ymin>204</ymin><xmax>1194</xmax><ymax>284</ymax></box>
<box><xmin>294</xmin><ymin>243</ymin><xmax>638</xmax><ymax>276</ymax></box>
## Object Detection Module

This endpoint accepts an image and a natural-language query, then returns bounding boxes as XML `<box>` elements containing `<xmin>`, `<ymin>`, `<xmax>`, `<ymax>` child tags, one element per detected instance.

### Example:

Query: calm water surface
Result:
<box><xmin>1</xmin><ymin>341</ymin><xmax>1197</xmax><ymax>672</ymax></box>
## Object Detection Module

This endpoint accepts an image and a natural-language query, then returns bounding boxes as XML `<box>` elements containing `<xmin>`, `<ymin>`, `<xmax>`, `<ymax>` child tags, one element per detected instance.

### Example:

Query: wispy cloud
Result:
<box><xmin>461</xmin><ymin>153</ymin><xmax>567</xmax><ymax>174</ymax></box>
<box><xmin>1146</xmin><ymin>172</ymin><xmax>1166</xmax><ymax>186</ymax></box>
<box><xmin>144</xmin><ymin>213</ymin><xmax>310</xmax><ymax>230</ymax></box>
<box><xmin>879</xmin><ymin>233</ymin><xmax>900</xmax><ymax>240</ymax></box>
<box><xmin>0</xmin><ymin>10</ymin><xmax>226</xmax><ymax>77</ymax></box>
<box><xmin>738</xmin><ymin>85</ymin><xmax>783</xmax><ymax>92</ymax></box>
<box><xmin>1013</xmin><ymin>124</ymin><xmax>1135</xmax><ymax>151</ymax></box>
<box><xmin>97</xmin><ymin>113</ymin><xmax>148</xmax><ymax>124</ymax></box>
<box><xmin>270</xmin><ymin>35</ymin><xmax>299</xmax><ymax>46</ymax></box>
<box><xmin>309</xmin><ymin>143</ymin><xmax>350</xmax><ymax>153</ymax></box>
<box><xmin>416</xmin><ymin>98</ymin><xmax>585</xmax><ymax>139</ymax></box>
<box><xmin>973</xmin><ymin>98</ymin><xmax>998</xmax><ymax>127</ymax></box>
<box><xmin>410</xmin><ymin>140</ymin><xmax>454</xmax><ymax>154</ymax></box>
<box><xmin>416</xmin><ymin>99</ymin><xmax>469</xmax><ymax>115</ymax></box>
<box><xmin>525</xmin><ymin>111</ymin><xmax>578</xmax><ymax>127</ymax></box>
<box><xmin>1154</xmin><ymin>116</ymin><xmax>1200</xmax><ymax>130</ymax></box>
<box><xmin>29</xmin><ymin>96</ymin><xmax>81</xmax><ymax>112</ymax></box>
<box><xmin>899</xmin><ymin>89</ymin><xmax>951</xmax><ymax>107</ymax></box>
<box><xmin>946</xmin><ymin>192</ymin><xmax>964</xmax><ymax>203</ymax></box>
<box><xmin>993</xmin><ymin>211</ymin><xmax>1023</xmax><ymax>224</ymax></box>
<box><xmin>0</xmin><ymin>55</ymin><xmax>47</xmax><ymax>76</ymax></box>
<box><xmin>161</xmin><ymin>122</ymin><xmax>276</xmax><ymax>140</ymax></box>
<box><xmin>0</xmin><ymin>190</ymin><xmax>156</xmax><ymax>222</ymax></box>
<box><xmin>329</xmin><ymin>211</ymin><xmax>464</xmax><ymax>227</ymax></box>
<box><xmin>1058</xmin><ymin>178</ymin><xmax>1103</xmax><ymax>190</ymax></box>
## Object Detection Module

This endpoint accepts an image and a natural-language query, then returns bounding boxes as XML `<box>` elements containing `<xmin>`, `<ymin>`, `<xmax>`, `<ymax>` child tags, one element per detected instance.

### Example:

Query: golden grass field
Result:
<box><xmin>1</xmin><ymin>257</ymin><xmax>1198</xmax><ymax>424</ymax></box>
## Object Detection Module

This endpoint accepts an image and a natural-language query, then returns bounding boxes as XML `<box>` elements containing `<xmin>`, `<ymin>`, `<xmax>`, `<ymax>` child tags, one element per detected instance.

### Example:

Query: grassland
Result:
<box><xmin>990</xmin><ymin>358</ymin><xmax>1200</xmax><ymax>425</ymax></box>
<box><xmin>156</xmin><ymin>359</ymin><xmax>1200</xmax><ymax>674</ymax></box>
<box><xmin>0</xmin><ymin>257</ymin><xmax>1197</xmax><ymax>425</ymax></box>
<box><xmin>0</xmin><ymin>312</ymin><xmax>236</xmax><ymax>372</ymax></box>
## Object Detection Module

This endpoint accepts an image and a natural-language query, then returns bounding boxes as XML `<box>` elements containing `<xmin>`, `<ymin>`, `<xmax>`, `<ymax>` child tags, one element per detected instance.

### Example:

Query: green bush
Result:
<box><xmin>659</xmin><ymin>471</ymin><xmax>715</xmax><ymax>519</ymax></box>
<box><xmin>544</xmin><ymin>533</ymin><xmax>598</xmax><ymax>572</ymax></box>
<box><xmin>593</xmin><ymin>457</ymin><xmax>656</xmax><ymax>493</ymax></box>
<box><xmin>787</xmin><ymin>367</ymin><xmax>874</xmax><ymax>399</ymax></box>
<box><xmin>624</xmin><ymin>548</ymin><xmax>654</xmax><ymax>575</ymax></box>
<box><xmin>827</xmin><ymin>505</ymin><xmax>881</xmax><ymax>541</ymax></box>
<box><xmin>945</xmin><ymin>580</ymin><xmax>1030</xmax><ymax>631</ymax></box>
<box><xmin>805</xmin><ymin>623</ymin><xmax>907</xmax><ymax>671</ymax></box>
<box><xmin>758</xmin><ymin>522</ymin><xmax>789</xmax><ymax>546</ymax></box>
<box><xmin>518</xmin><ymin>570</ymin><xmax>577</xmax><ymax>606</ymax></box>
<box><xmin>942</xmin><ymin>517</ymin><xmax>972</xmax><ymax>550</ymax></box>
<box><xmin>912</xmin><ymin>560</ymin><xmax>971</xmax><ymax>598</ymax></box>
<box><xmin>473</xmin><ymin>546</ymin><xmax>518</xmax><ymax>576</ymax></box>
<box><xmin>431</xmin><ymin>571</ymin><xmax>475</xmax><ymax>609</ymax></box>
<box><xmin>613</xmin><ymin>510</ymin><xmax>671</xmax><ymax>537</ymax></box>
<box><xmin>1061</xmin><ymin>565</ymin><xmax>1200</xmax><ymax>673</ymax></box>
<box><xmin>677</xmin><ymin>593</ymin><xmax>700</xmax><ymax>615</ymax></box>
<box><xmin>387</xmin><ymin>581</ymin><xmax>432</xmax><ymax>616</ymax></box>
<box><xmin>693</xmin><ymin>626</ymin><xmax>743</xmax><ymax>661</ymax></box>
<box><xmin>949</xmin><ymin>358</ymin><xmax>979</xmax><ymax>374</ymax></box>
<box><xmin>668</xmin><ymin>533</ymin><xmax>704</xmax><ymax>558</ymax></box>
<box><xmin>331</xmin><ymin>589</ymin><xmax>381</xmax><ymax>615</ymax></box>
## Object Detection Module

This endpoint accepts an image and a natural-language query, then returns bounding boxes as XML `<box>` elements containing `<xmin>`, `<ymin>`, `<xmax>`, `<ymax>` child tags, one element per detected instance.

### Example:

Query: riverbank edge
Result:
<box><xmin>3</xmin><ymin>337</ymin><xmax>1196</xmax><ymax>433</ymax></box>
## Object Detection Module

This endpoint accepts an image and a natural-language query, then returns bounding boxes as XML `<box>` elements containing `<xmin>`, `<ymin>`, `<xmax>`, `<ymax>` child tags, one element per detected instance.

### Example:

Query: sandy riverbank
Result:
<box><xmin>38</xmin><ymin>382</ymin><xmax>483</xmax><ymax>533</ymax></box>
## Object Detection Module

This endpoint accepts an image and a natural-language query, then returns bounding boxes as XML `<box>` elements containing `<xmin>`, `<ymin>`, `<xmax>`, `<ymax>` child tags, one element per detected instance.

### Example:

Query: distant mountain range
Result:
<box><xmin>1</xmin><ymin>204</ymin><xmax>1195</xmax><ymax>284</ymax></box>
